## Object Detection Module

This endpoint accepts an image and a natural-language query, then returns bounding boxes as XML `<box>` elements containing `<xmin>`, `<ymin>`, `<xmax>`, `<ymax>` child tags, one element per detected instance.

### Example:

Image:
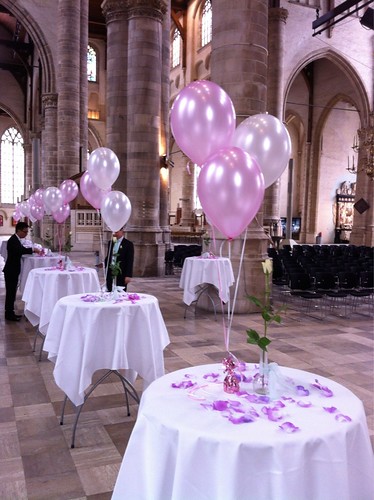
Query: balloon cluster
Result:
<box><xmin>13</xmin><ymin>180</ymin><xmax>79</xmax><ymax>225</ymax></box>
<box><xmin>83</xmin><ymin>147</ymin><xmax>132</xmax><ymax>231</ymax></box>
<box><xmin>13</xmin><ymin>147</ymin><xmax>132</xmax><ymax>234</ymax></box>
<box><xmin>170</xmin><ymin>80</ymin><xmax>291</xmax><ymax>239</ymax></box>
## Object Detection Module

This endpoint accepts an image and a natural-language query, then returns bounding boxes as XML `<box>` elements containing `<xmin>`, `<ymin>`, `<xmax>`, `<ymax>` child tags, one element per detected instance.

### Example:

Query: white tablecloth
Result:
<box><xmin>0</xmin><ymin>240</ymin><xmax>7</xmax><ymax>261</ymax></box>
<box><xmin>22</xmin><ymin>266</ymin><xmax>100</xmax><ymax>335</ymax></box>
<box><xmin>179</xmin><ymin>256</ymin><xmax>235</xmax><ymax>305</ymax></box>
<box><xmin>43</xmin><ymin>292</ymin><xmax>170</xmax><ymax>406</ymax></box>
<box><xmin>112</xmin><ymin>363</ymin><xmax>374</xmax><ymax>500</ymax></box>
<box><xmin>19</xmin><ymin>254</ymin><xmax>64</xmax><ymax>293</ymax></box>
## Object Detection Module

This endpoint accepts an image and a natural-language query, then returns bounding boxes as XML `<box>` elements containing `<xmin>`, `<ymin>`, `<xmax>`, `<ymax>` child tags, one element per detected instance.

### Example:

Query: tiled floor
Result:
<box><xmin>0</xmin><ymin>252</ymin><xmax>373</xmax><ymax>499</ymax></box>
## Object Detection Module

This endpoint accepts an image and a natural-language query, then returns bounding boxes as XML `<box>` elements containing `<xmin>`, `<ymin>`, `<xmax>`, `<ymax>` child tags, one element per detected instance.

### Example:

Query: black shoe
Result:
<box><xmin>5</xmin><ymin>315</ymin><xmax>21</xmax><ymax>322</ymax></box>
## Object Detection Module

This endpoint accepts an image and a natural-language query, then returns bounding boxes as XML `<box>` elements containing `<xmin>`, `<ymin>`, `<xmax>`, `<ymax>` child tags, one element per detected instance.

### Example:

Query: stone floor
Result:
<box><xmin>0</xmin><ymin>252</ymin><xmax>373</xmax><ymax>499</ymax></box>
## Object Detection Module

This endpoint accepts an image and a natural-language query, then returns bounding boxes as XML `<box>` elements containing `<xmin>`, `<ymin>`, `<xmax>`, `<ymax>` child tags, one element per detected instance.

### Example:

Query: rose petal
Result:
<box><xmin>335</xmin><ymin>413</ymin><xmax>352</xmax><ymax>422</ymax></box>
<box><xmin>323</xmin><ymin>406</ymin><xmax>338</xmax><ymax>414</ymax></box>
<box><xmin>279</xmin><ymin>422</ymin><xmax>299</xmax><ymax>433</ymax></box>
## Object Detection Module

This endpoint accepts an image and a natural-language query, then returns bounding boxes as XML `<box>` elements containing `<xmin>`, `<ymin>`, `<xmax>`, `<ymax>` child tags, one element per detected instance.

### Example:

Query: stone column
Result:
<box><xmin>263</xmin><ymin>7</ymin><xmax>289</xmax><ymax>226</ymax></box>
<box><xmin>179</xmin><ymin>160</ymin><xmax>195</xmax><ymax>228</ymax></box>
<box><xmin>160</xmin><ymin>0</ymin><xmax>171</xmax><ymax>244</ymax></box>
<box><xmin>211</xmin><ymin>0</ymin><xmax>269</xmax><ymax>313</ymax></box>
<box><xmin>80</xmin><ymin>0</ymin><xmax>89</xmax><ymax>171</ymax></box>
<box><xmin>126</xmin><ymin>0</ymin><xmax>167</xmax><ymax>276</ymax></box>
<box><xmin>101</xmin><ymin>0</ymin><xmax>129</xmax><ymax>191</ymax></box>
<box><xmin>24</xmin><ymin>142</ymin><xmax>32</xmax><ymax>198</ymax></box>
<box><xmin>41</xmin><ymin>93</ymin><xmax>58</xmax><ymax>187</ymax></box>
<box><xmin>57</xmin><ymin>0</ymin><xmax>81</xmax><ymax>181</ymax></box>
<box><xmin>350</xmin><ymin>125</ymin><xmax>374</xmax><ymax>246</ymax></box>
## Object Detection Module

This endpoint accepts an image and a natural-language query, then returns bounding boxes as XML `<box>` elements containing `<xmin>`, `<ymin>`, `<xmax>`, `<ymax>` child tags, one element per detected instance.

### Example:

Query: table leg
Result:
<box><xmin>184</xmin><ymin>284</ymin><xmax>219</xmax><ymax>320</ymax></box>
<box><xmin>60</xmin><ymin>370</ymin><xmax>140</xmax><ymax>448</ymax></box>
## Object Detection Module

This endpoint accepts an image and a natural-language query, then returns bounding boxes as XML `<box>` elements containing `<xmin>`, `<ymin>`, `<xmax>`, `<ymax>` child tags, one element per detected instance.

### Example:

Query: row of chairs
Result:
<box><xmin>165</xmin><ymin>245</ymin><xmax>202</xmax><ymax>274</ymax></box>
<box><xmin>269</xmin><ymin>245</ymin><xmax>373</xmax><ymax>319</ymax></box>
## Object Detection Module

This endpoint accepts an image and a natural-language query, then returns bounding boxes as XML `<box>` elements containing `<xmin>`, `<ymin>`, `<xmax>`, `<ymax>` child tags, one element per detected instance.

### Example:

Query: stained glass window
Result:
<box><xmin>201</xmin><ymin>0</ymin><xmax>212</xmax><ymax>47</ymax></box>
<box><xmin>87</xmin><ymin>45</ymin><xmax>97</xmax><ymax>82</ymax></box>
<box><xmin>1</xmin><ymin>127</ymin><xmax>24</xmax><ymax>204</ymax></box>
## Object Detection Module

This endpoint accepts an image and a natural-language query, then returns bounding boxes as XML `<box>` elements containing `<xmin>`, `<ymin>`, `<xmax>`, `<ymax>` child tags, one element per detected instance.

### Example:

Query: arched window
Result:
<box><xmin>87</xmin><ymin>44</ymin><xmax>97</xmax><ymax>82</ymax></box>
<box><xmin>1</xmin><ymin>127</ymin><xmax>24</xmax><ymax>204</ymax></box>
<box><xmin>201</xmin><ymin>0</ymin><xmax>212</xmax><ymax>47</ymax></box>
<box><xmin>171</xmin><ymin>28</ymin><xmax>181</xmax><ymax>68</ymax></box>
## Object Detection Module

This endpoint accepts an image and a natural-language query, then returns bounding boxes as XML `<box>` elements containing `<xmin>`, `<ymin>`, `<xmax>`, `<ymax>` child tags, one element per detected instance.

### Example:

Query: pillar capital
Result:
<box><xmin>101</xmin><ymin>0</ymin><xmax>128</xmax><ymax>23</ymax></box>
<box><xmin>128</xmin><ymin>0</ymin><xmax>167</xmax><ymax>22</ymax></box>
<box><xmin>42</xmin><ymin>93</ymin><xmax>58</xmax><ymax>109</ymax></box>
<box><xmin>269</xmin><ymin>7</ymin><xmax>288</xmax><ymax>24</ymax></box>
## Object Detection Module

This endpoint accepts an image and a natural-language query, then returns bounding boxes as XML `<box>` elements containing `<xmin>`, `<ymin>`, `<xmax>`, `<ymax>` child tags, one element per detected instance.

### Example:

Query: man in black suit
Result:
<box><xmin>104</xmin><ymin>228</ymin><xmax>134</xmax><ymax>292</ymax></box>
<box><xmin>3</xmin><ymin>222</ymin><xmax>40</xmax><ymax>321</ymax></box>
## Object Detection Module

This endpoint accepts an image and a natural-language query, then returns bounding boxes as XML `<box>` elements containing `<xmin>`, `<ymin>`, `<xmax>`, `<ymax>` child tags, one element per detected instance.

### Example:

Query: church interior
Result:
<box><xmin>0</xmin><ymin>0</ymin><xmax>373</xmax><ymax>498</ymax></box>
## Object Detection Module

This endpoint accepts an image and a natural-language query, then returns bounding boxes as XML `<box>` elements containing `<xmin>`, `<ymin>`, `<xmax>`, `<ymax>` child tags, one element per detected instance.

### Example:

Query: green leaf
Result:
<box><xmin>248</xmin><ymin>295</ymin><xmax>262</xmax><ymax>308</ymax></box>
<box><xmin>273</xmin><ymin>314</ymin><xmax>282</xmax><ymax>324</ymax></box>
<box><xmin>246</xmin><ymin>329</ymin><xmax>260</xmax><ymax>344</ymax></box>
<box><xmin>262</xmin><ymin>311</ymin><xmax>272</xmax><ymax>322</ymax></box>
<box><xmin>258</xmin><ymin>337</ymin><xmax>271</xmax><ymax>351</ymax></box>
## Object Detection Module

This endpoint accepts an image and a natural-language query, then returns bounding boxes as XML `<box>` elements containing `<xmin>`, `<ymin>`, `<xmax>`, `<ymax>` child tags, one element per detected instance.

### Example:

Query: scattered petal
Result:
<box><xmin>312</xmin><ymin>379</ymin><xmax>333</xmax><ymax>397</ymax></box>
<box><xmin>297</xmin><ymin>400</ymin><xmax>312</xmax><ymax>408</ymax></box>
<box><xmin>335</xmin><ymin>413</ymin><xmax>352</xmax><ymax>423</ymax></box>
<box><xmin>213</xmin><ymin>400</ymin><xmax>230</xmax><ymax>411</ymax></box>
<box><xmin>323</xmin><ymin>406</ymin><xmax>337</xmax><ymax>414</ymax></box>
<box><xmin>279</xmin><ymin>422</ymin><xmax>300</xmax><ymax>433</ymax></box>
<box><xmin>296</xmin><ymin>385</ymin><xmax>310</xmax><ymax>396</ymax></box>
<box><xmin>228</xmin><ymin>414</ymin><xmax>256</xmax><ymax>424</ymax></box>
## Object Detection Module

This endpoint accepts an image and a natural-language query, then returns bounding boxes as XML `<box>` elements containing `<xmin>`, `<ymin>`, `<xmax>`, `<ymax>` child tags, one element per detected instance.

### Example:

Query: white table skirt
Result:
<box><xmin>20</xmin><ymin>254</ymin><xmax>64</xmax><ymax>293</ymax></box>
<box><xmin>179</xmin><ymin>256</ymin><xmax>235</xmax><ymax>305</ymax></box>
<box><xmin>22</xmin><ymin>266</ymin><xmax>100</xmax><ymax>334</ymax></box>
<box><xmin>112</xmin><ymin>363</ymin><xmax>374</xmax><ymax>500</ymax></box>
<box><xmin>44</xmin><ymin>292</ymin><xmax>170</xmax><ymax>406</ymax></box>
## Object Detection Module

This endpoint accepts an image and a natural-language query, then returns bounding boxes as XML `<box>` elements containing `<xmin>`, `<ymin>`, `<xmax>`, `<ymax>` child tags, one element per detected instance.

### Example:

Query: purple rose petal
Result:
<box><xmin>279</xmin><ymin>422</ymin><xmax>300</xmax><ymax>433</ymax></box>
<box><xmin>323</xmin><ymin>406</ymin><xmax>337</xmax><ymax>414</ymax></box>
<box><xmin>296</xmin><ymin>385</ymin><xmax>310</xmax><ymax>396</ymax></box>
<box><xmin>203</xmin><ymin>372</ymin><xmax>220</xmax><ymax>381</ymax></box>
<box><xmin>262</xmin><ymin>406</ymin><xmax>283</xmax><ymax>422</ymax></box>
<box><xmin>213</xmin><ymin>400</ymin><xmax>230</xmax><ymax>411</ymax></box>
<box><xmin>171</xmin><ymin>380</ymin><xmax>195</xmax><ymax>389</ymax></box>
<box><xmin>335</xmin><ymin>413</ymin><xmax>352</xmax><ymax>423</ymax></box>
<box><xmin>312</xmin><ymin>379</ymin><xmax>333</xmax><ymax>397</ymax></box>
<box><xmin>228</xmin><ymin>414</ymin><xmax>256</xmax><ymax>424</ymax></box>
<box><xmin>297</xmin><ymin>400</ymin><xmax>312</xmax><ymax>408</ymax></box>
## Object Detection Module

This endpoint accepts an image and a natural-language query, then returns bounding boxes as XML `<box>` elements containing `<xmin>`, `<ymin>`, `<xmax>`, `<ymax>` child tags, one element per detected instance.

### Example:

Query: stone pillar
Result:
<box><xmin>263</xmin><ymin>7</ymin><xmax>289</xmax><ymax>226</ymax></box>
<box><xmin>80</xmin><ymin>0</ymin><xmax>89</xmax><ymax>171</ymax></box>
<box><xmin>125</xmin><ymin>0</ymin><xmax>167</xmax><ymax>276</ymax></box>
<box><xmin>160</xmin><ymin>0</ymin><xmax>171</xmax><ymax>244</ymax></box>
<box><xmin>101</xmin><ymin>0</ymin><xmax>129</xmax><ymax>192</ymax></box>
<box><xmin>210</xmin><ymin>0</ymin><xmax>269</xmax><ymax>313</ymax></box>
<box><xmin>57</xmin><ymin>0</ymin><xmax>81</xmax><ymax>181</ymax></box>
<box><xmin>41</xmin><ymin>93</ymin><xmax>58</xmax><ymax>187</ymax></box>
<box><xmin>350</xmin><ymin>125</ymin><xmax>374</xmax><ymax>246</ymax></box>
<box><xmin>179</xmin><ymin>160</ymin><xmax>195</xmax><ymax>228</ymax></box>
<box><xmin>24</xmin><ymin>142</ymin><xmax>32</xmax><ymax>198</ymax></box>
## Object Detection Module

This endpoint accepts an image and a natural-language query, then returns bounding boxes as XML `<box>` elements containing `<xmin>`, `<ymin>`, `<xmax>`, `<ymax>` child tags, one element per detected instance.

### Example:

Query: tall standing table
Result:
<box><xmin>112</xmin><ymin>363</ymin><xmax>374</xmax><ymax>500</ymax></box>
<box><xmin>43</xmin><ymin>291</ymin><xmax>170</xmax><ymax>447</ymax></box>
<box><xmin>179</xmin><ymin>256</ymin><xmax>234</xmax><ymax>317</ymax></box>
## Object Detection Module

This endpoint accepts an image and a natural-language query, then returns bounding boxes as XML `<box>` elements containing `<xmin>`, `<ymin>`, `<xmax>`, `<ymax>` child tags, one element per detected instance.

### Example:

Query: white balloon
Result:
<box><xmin>87</xmin><ymin>147</ymin><xmax>120</xmax><ymax>190</ymax></box>
<box><xmin>100</xmin><ymin>191</ymin><xmax>132</xmax><ymax>232</ymax></box>
<box><xmin>43</xmin><ymin>186</ymin><xmax>64</xmax><ymax>213</ymax></box>
<box><xmin>232</xmin><ymin>113</ymin><xmax>291</xmax><ymax>188</ymax></box>
<box><xmin>19</xmin><ymin>200</ymin><xmax>31</xmax><ymax>217</ymax></box>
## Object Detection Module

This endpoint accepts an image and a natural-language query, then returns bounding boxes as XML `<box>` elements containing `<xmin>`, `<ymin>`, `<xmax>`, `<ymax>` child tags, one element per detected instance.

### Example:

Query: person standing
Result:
<box><xmin>104</xmin><ymin>227</ymin><xmax>134</xmax><ymax>292</ymax></box>
<box><xmin>3</xmin><ymin>222</ymin><xmax>40</xmax><ymax>321</ymax></box>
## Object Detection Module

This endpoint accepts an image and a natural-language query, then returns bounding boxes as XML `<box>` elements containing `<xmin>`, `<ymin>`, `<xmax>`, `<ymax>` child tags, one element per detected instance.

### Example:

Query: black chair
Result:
<box><xmin>287</xmin><ymin>273</ymin><xmax>325</xmax><ymax>319</ymax></box>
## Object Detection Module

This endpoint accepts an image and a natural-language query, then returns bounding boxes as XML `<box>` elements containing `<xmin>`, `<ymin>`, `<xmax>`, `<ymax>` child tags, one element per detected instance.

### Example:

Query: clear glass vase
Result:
<box><xmin>112</xmin><ymin>276</ymin><xmax>119</xmax><ymax>300</ymax></box>
<box><xmin>253</xmin><ymin>350</ymin><xmax>270</xmax><ymax>395</ymax></box>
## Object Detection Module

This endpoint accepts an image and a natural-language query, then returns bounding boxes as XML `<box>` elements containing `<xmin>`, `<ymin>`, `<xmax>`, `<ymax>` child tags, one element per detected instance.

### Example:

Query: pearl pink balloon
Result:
<box><xmin>59</xmin><ymin>179</ymin><xmax>79</xmax><ymax>204</ymax></box>
<box><xmin>29</xmin><ymin>203</ymin><xmax>44</xmax><ymax>221</ymax></box>
<box><xmin>13</xmin><ymin>209</ymin><xmax>21</xmax><ymax>222</ymax></box>
<box><xmin>52</xmin><ymin>203</ymin><xmax>71</xmax><ymax>224</ymax></box>
<box><xmin>19</xmin><ymin>200</ymin><xmax>31</xmax><ymax>217</ymax></box>
<box><xmin>197</xmin><ymin>147</ymin><xmax>265</xmax><ymax>239</ymax></box>
<box><xmin>232</xmin><ymin>113</ymin><xmax>291</xmax><ymax>188</ymax></box>
<box><xmin>34</xmin><ymin>188</ymin><xmax>45</xmax><ymax>207</ymax></box>
<box><xmin>170</xmin><ymin>80</ymin><xmax>236</xmax><ymax>166</ymax></box>
<box><xmin>80</xmin><ymin>171</ymin><xmax>111</xmax><ymax>210</ymax></box>
<box><xmin>101</xmin><ymin>191</ymin><xmax>132</xmax><ymax>232</ymax></box>
<box><xmin>43</xmin><ymin>187</ymin><xmax>64</xmax><ymax>213</ymax></box>
<box><xmin>87</xmin><ymin>147</ymin><xmax>120</xmax><ymax>190</ymax></box>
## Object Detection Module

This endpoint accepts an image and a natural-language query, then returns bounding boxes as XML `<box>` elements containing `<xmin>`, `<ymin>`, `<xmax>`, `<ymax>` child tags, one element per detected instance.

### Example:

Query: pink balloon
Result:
<box><xmin>52</xmin><ymin>203</ymin><xmax>70</xmax><ymax>224</ymax></box>
<box><xmin>232</xmin><ymin>114</ymin><xmax>291</xmax><ymax>188</ymax></box>
<box><xmin>197</xmin><ymin>147</ymin><xmax>265</xmax><ymax>239</ymax></box>
<box><xmin>43</xmin><ymin>187</ymin><xmax>63</xmax><ymax>213</ymax></box>
<box><xmin>34</xmin><ymin>188</ymin><xmax>45</xmax><ymax>207</ymax></box>
<box><xmin>170</xmin><ymin>80</ymin><xmax>236</xmax><ymax>166</ymax></box>
<box><xmin>87</xmin><ymin>147</ymin><xmax>120</xmax><ymax>190</ymax></box>
<box><xmin>80</xmin><ymin>171</ymin><xmax>111</xmax><ymax>209</ymax></box>
<box><xmin>30</xmin><ymin>203</ymin><xmax>44</xmax><ymax>221</ymax></box>
<box><xmin>19</xmin><ymin>200</ymin><xmax>31</xmax><ymax>217</ymax></box>
<box><xmin>59</xmin><ymin>179</ymin><xmax>79</xmax><ymax>204</ymax></box>
<box><xmin>13</xmin><ymin>209</ymin><xmax>21</xmax><ymax>222</ymax></box>
<box><xmin>101</xmin><ymin>191</ymin><xmax>132</xmax><ymax>232</ymax></box>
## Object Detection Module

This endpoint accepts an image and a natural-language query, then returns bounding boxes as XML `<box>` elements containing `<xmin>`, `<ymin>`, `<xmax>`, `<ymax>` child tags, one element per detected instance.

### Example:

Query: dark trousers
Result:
<box><xmin>4</xmin><ymin>272</ymin><xmax>19</xmax><ymax>315</ymax></box>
